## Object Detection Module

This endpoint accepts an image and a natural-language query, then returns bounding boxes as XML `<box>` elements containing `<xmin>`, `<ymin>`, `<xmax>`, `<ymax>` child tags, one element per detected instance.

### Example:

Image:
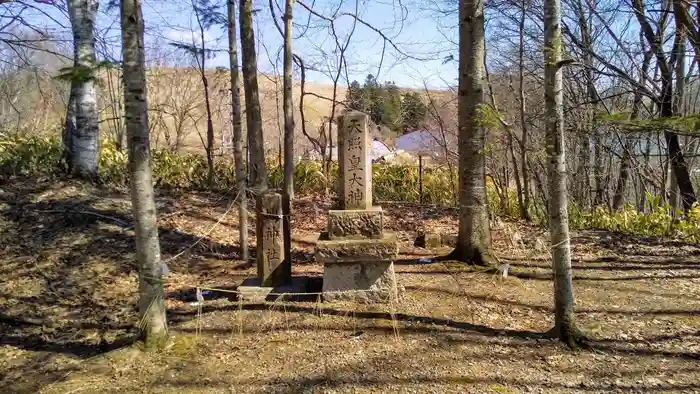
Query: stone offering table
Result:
<box><xmin>315</xmin><ymin>111</ymin><xmax>399</xmax><ymax>302</ymax></box>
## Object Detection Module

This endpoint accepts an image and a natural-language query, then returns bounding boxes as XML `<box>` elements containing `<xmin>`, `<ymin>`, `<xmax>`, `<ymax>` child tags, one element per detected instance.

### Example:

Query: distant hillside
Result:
<box><xmin>94</xmin><ymin>68</ymin><xmax>456</xmax><ymax>156</ymax></box>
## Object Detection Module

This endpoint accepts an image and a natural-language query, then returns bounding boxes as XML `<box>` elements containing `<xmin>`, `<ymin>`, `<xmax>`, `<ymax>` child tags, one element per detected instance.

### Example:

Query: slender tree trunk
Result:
<box><xmin>518</xmin><ymin>0</ymin><xmax>531</xmax><ymax>220</ymax></box>
<box><xmin>613</xmin><ymin>44</ymin><xmax>652</xmax><ymax>210</ymax></box>
<box><xmin>544</xmin><ymin>0</ymin><xmax>581</xmax><ymax>346</ymax></box>
<box><xmin>451</xmin><ymin>0</ymin><xmax>492</xmax><ymax>265</ymax></box>
<box><xmin>612</xmin><ymin>136</ymin><xmax>634</xmax><ymax>210</ymax></box>
<box><xmin>575</xmin><ymin>131</ymin><xmax>591</xmax><ymax>208</ymax></box>
<box><xmin>576</xmin><ymin>3</ymin><xmax>603</xmax><ymax>208</ymax></box>
<box><xmin>228</xmin><ymin>0</ymin><xmax>248</xmax><ymax>262</ymax></box>
<box><xmin>105</xmin><ymin>67</ymin><xmax>125</xmax><ymax>151</ymax></box>
<box><xmin>203</xmin><ymin>76</ymin><xmax>215</xmax><ymax>186</ymax></box>
<box><xmin>240</xmin><ymin>0</ymin><xmax>267</xmax><ymax>191</ymax></box>
<box><xmin>282</xmin><ymin>0</ymin><xmax>295</xmax><ymax>195</ymax></box>
<box><xmin>508</xmin><ymin>128</ymin><xmax>526</xmax><ymax>217</ymax></box>
<box><xmin>502</xmin><ymin>136</ymin><xmax>510</xmax><ymax>214</ymax></box>
<box><xmin>192</xmin><ymin>3</ymin><xmax>216</xmax><ymax>186</ymax></box>
<box><xmin>638</xmin><ymin>134</ymin><xmax>652</xmax><ymax>212</ymax></box>
<box><xmin>65</xmin><ymin>0</ymin><xmax>100</xmax><ymax>180</ymax></box>
<box><xmin>593</xmin><ymin>134</ymin><xmax>604</xmax><ymax>207</ymax></box>
<box><xmin>661</xmin><ymin>79</ymin><xmax>695</xmax><ymax>211</ymax></box>
<box><xmin>120</xmin><ymin>0</ymin><xmax>168</xmax><ymax>350</ymax></box>
<box><xmin>64</xmin><ymin>88</ymin><xmax>77</xmax><ymax>166</ymax></box>
<box><xmin>282</xmin><ymin>0</ymin><xmax>295</xmax><ymax>271</ymax></box>
<box><xmin>670</xmin><ymin>27</ymin><xmax>688</xmax><ymax>214</ymax></box>
<box><xmin>633</xmin><ymin>0</ymin><xmax>696</xmax><ymax>211</ymax></box>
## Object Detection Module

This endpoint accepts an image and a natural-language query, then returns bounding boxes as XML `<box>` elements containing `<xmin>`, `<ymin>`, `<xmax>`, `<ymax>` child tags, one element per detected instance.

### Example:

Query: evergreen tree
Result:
<box><xmin>343</xmin><ymin>74</ymin><xmax>427</xmax><ymax>132</ymax></box>
<box><xmin>381</xmin><ymin>81</ymin><xmax>403</xmax><ymax>130</ymax></box>
<box><xmin>364</xmin><ymin>74</ymin><xmax>383</xmax><ymax>123</ymax></box>
<box><xmin>346</xmin><ymin>80</ymin><xmax>363</xmax><ymax>111</ymax></box>
<box><xmin>402</xmin><ymin>92</ymin><xmax>427</xmax><ymax>132</ymax></box>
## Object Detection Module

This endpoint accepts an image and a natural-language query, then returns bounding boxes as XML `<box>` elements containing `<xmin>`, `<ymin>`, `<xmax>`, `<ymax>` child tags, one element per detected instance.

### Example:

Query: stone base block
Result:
<box><xmin>414</xmin><ymin>232</ymin><xmax>457</xmax><ymax>249</ymax></box>
<box><xmin>322</xmin><ymin>261</ymin><xmax>397</xmax><ymax>303</ymax></box>
<box><xmin>327</xmin><ymin>206</ymin><xmax>384</xmax><ymax>240</ymax></box>
<box><xmin>238</xmin><ymin>276</ymin><xmax>310</xmax><ymax>302</ymax></box>
<box><xmin>316</xmin><ymin>232</ymin><xmax>398</xmax><ymax>263</ymax></box>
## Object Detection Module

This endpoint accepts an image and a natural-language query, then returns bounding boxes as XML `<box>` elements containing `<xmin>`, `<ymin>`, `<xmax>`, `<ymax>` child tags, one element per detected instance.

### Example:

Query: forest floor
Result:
<box><xmin>0</xmin><ymin>177</ymin><xmax>699</xmax><ymax>394</ymax></box>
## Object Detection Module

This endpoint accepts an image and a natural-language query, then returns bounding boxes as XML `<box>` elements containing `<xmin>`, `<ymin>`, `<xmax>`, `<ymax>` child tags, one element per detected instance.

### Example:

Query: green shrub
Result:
<box><xmin>2</xmin><ymin>136</ymin><xmax>699</xmax><ymax>242</ymax></box>
<box><xmin>0</xmin><ymin>134</ymin><xmax>65</xmax><ymax>175</ymax></box>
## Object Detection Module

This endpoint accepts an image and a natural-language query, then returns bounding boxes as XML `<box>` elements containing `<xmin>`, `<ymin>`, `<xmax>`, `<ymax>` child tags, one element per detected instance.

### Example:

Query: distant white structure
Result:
<box><xmin>394</xmin><ymin>130</ymin><xmax>448</xmax><ymax>163</ymax></box>
<box><xmin>370</xmin><ymin>139</ymin><xmax>392</xmax><ymax>161</ymax></box>
<box><xmin>305</xmin><ymin>138</ymin><xmax>393</xmax><ymax>162</ymax></box>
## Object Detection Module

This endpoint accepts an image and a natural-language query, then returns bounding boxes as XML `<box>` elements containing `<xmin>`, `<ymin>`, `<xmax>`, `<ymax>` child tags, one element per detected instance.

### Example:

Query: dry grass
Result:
<box><xmin>96</xmin><ymin>68</ymin><xmax>456</xmax><ymax>154</ymax></box>
<box><xmin>1</xmin><ymin>178</ymin><xmax>699</xmax><ymax>393</ymax></box>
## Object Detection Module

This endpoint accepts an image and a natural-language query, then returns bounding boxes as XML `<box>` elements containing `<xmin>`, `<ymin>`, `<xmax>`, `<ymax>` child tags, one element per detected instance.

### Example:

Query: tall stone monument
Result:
<box><xmin>315</xmin><ymin>111</ymin><xmax>399</xmax><ymax>302</ymax></box>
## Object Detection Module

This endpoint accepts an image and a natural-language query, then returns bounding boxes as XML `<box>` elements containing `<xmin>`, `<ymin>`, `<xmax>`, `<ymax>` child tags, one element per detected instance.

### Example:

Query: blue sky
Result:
<box><xmin>6</xmin><ymin>0</ymin><xmax>460</xmax><ymax>89</ymax></box>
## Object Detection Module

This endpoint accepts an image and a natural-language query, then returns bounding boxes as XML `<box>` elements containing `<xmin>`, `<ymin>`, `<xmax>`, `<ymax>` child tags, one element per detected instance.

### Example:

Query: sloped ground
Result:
<box><xmin>0</xmin><ymin>177</ymin><xmax>698</xmax><ymax>394</ymax></box>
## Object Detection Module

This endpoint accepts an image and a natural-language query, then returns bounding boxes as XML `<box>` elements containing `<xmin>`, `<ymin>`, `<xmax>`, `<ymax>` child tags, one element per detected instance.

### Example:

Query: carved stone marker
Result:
<box><xmin>315</xmin><ymin>111</ymin><xmax>399</xmax><ymax>303</ymax></box>
<box><xmin>338</xmin><ymin>112</ymin><xmax>372</xmax><ymax>210</ymax></box>
<box><xmin>239</xmin><ymin>189</ymin><xmax>306</xmax><ymax>302</ymax></box>
<box><xmin>256</xmin><ymin>191</ymin><xmax>288</xmax><ymax>287</ymax></box>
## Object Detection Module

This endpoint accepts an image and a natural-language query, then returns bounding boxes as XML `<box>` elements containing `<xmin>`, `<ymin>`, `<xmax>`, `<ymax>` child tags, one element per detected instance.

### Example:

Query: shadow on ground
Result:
<box><xmin>2</xmin><ymin>179</ymin><xmax>700</xmax><ymax>393</ymax></box>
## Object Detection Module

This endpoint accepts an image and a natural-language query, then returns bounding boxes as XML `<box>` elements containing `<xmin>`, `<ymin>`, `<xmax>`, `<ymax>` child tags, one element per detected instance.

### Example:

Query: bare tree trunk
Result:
<box><xmin>575</xmin><ymin>131</ymin><xmax>591</xmax><ymax>209</ymax></box>
<box><xmin>508</xmin><ymin>128</ymin><xmax>525</xmax><ymax>216</ymax></box>
<box><xmin>282</xmin><ymin>0</ymin><xmax>294</xmax><ymax>198</ymax></box>
<box><xmin>544</xmin><ymin>0</ymin><xmax>582</xmax><ymax>346</ymax></box>
<box><xmin>192</xmin><ymin>2</ymin><xmax>216</xmax><ymax>186</ymax></box>
<box><xmin>670</xmin><ymin>26</ymin><xmax>688</xmax><ymax>214</ymax></box>
<box><xmin>613</xmin><ymin>42</ymin><xmax>652</xmax><ymax>211</ymax></box>
<box><xmin>517</xmin><ymin>0</ymin><xmax>531</xmax><ymax>220</ymax></box>
<box><xmin>105</xmin><ymin>67</ymin><xmax>125</xmax><ymax>150</ymax></box>
<box><xmin>576</xmin><ymin>2</ymin><xmax>603</xmax><ymax>208</ymax></box>
<box><xmin>612</xmin><ymin>135</ymin><xmax>634</xmax><ymax>210</ymax></box>
<box><xmin>240</xmin><ymin>0</ymin><xmax>267</xmax><ymax>191</ymax></box>
<box><xmin>282</xmin><ymin>0</ymin><xmax>295</xmax><ymax>275</ymax></box>
<box><xmin>203</xmin><ymin>78</ymin><xmax>215</xmax><ymax>186</ymax></box>
<box><xmin>120</xmin><ymin>0</ymin><xmax>168</xmax><ymax>350</ymax></box>
<box><xmin>65</xmin><ymin>0</ymin><xmax>100</xmax><ymax>180</ymax></box>
<box><xmin>228</xmin><ymin>0</ymin><xmax>248</xmax><ymax>262</ymax></box>
<box><xmin>638</xmin><ymin>134</ymin><xmax>652</xmax><ymax>212</ymax></box>
<box><xmin>593</xmin><ymin>133</ymin><xmax>604</xmax><ymax>207</ymax></box>
<box><xmin>451</xmin><ymin>0</ymin><xmax>493</xmax><ymax>265</ymax></box>
<box><xmin>634</xmin><ymin>0</ymin><xmax>696</xmax><ymax>211</ymax></box>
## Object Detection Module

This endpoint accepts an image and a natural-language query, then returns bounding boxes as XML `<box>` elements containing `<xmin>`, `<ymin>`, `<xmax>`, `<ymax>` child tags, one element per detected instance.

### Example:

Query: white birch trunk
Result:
<box><xmin>66</xmin><ymin>0</ymin><xmax>100</xmax><ymax>179</ymax></box>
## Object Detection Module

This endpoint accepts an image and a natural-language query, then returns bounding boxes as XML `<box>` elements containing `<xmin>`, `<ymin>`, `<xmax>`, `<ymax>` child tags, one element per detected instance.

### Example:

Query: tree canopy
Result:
<box><xmin>345</xmin><ymin>74</ymin><xmax>428</xmax><ymax>133</ymax></box>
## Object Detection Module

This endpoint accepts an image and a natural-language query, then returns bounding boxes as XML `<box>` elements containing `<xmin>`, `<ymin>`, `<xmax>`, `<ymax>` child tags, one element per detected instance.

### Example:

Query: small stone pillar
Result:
<box><xmin>239</xmin><ymin>189</ymin><xmax>307</xmax><ymax>302</ymax></box>
<box><xmin>315</xmin><ymin>111</ymin><xmax>399</xmax><ymax>303</ymax></box>
<box><xmin>255</xmin><ymin>190</ymin><xmax>289</xmax><ymax>287</ymax></box>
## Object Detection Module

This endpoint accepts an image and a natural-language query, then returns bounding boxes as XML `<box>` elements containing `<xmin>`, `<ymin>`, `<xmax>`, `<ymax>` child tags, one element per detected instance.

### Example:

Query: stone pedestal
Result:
<box><xmin>316</xmin><ymin>231</ymin><xmax>398</xmax><ymax>302</ymax></box>
<box><xmin>315</xmin><ymin>111</ymin><xmax>399</xmax><ymax>303</ymax></box>
<box><xmin>322</xmin><ymin>261</ymin><xmax>397</xmax><ymax>302</ymax></box>
<box><xmin>327</xmin><ymin>207</ymin><xmax>384</xmax><ymax>240</ymax></box>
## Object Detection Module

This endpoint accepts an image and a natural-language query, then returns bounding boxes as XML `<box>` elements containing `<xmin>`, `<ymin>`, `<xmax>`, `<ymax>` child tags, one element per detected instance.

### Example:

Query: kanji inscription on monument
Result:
<box><xmin>256</xmin><ymin>190</ymin><xmax>288</xmax><ymax>287</ymax></box>
<box><xmin>338</xmin><ymin>112</ymin><xmax>372</xmax><ymax>210</ymax></box>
